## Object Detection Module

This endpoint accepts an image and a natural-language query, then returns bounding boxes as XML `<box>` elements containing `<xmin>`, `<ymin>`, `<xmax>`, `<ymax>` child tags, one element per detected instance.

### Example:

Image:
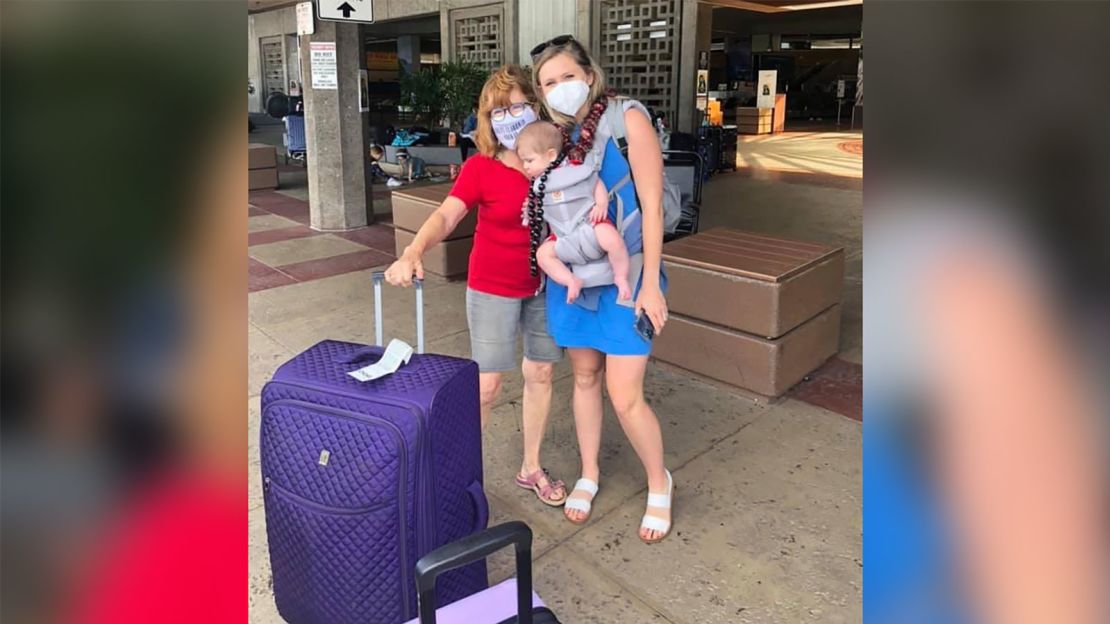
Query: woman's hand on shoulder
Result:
<box><xmin>635</xmin><ymin>283</ymin><xmax>668</xmax><ymax>335</ymax></box>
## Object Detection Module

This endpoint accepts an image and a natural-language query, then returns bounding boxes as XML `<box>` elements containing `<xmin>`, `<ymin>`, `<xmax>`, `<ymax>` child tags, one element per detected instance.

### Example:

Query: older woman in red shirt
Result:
<box><xmin>384</xmin><ymin>65</ymin><xmax>567</xmax><ymax>507</ymax></box>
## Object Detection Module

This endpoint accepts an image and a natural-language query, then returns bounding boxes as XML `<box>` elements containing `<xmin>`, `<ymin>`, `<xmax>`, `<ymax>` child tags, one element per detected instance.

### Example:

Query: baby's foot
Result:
<box><xmin>566</xmin><ymin>277</ymin><xmax>584</xmax><ymax>304</ymax></box>
<box><xmin>615</xmin><ymin>277</ymin><xmax>632</xmax><ymax>301</ymax></box>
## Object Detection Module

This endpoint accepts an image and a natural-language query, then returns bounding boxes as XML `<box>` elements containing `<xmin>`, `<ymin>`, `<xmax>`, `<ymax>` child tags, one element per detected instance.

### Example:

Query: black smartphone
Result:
<box><xmin>634</xmin><ymin>311</ymin><xmax>655</xmax><ymax>342</ymax></box>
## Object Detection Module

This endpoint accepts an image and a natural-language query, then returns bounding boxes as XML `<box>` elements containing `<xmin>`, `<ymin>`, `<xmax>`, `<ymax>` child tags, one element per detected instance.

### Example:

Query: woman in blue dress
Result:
<box><xmin>529</xmin><ymin>36</ymin><xmax>674</xmax><ymax>543</ymax></box>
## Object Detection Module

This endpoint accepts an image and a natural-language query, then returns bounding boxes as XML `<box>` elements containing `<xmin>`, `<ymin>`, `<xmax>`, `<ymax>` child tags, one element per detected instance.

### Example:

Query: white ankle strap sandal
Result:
<box><xmin>640</xmin><ymin>469</ymin><xmax>674</xmax><ymax>543</ymax></box>
<box><xmin>564</xmin><ymin>478</ymin><xmax>598</xmax><ymax>524</ymax></box>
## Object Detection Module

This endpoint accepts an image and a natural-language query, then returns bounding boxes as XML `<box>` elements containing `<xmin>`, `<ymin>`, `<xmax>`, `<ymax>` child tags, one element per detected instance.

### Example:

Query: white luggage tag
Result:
<box><xmin>347</xmin><ymin>339</ymin><xmax>415</xmax><ymax>382</ymax></box>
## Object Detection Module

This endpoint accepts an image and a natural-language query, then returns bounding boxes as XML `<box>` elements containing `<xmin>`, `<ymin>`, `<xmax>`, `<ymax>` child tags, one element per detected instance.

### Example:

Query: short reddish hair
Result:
<box><xmin>475</xmin><ymin>65</ymin><xmax>537</xmax><ymax>157</ymax></box>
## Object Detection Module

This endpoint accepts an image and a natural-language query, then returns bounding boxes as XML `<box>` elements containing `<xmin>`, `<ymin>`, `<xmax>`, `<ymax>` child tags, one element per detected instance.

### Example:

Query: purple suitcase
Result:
<box><xmin>261</xmin><ymin>275</ymin><xmax>489</xmax><ymax>623</ymax></box>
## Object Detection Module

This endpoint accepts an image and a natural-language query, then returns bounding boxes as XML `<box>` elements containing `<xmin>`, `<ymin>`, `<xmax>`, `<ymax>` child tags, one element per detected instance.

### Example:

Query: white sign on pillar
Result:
<box><xmin>309</xmin><ymin>42</ymin><xmax>338</xmax><ymax>90</ymax></box>
<box><xmin>296</xmin><ymin>2</ymin><xmax>315</xmax><ymax>36</ymax></box>
<box><xmin>756</xmin><ymin>70</ymin><xmax>777</xmax><ymax>109</ymax></box>
<box><xmin>317</xmin><ymin>0</ymin><xmax>374</xmax><ymax>24</ymax></box>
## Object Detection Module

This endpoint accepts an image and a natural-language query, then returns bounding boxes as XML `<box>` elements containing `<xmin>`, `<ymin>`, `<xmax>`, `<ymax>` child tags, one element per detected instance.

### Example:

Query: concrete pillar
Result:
<box><xmin>300</xmin><ymin>20</ymin><xmax>372</xmax><ymax>231</ymax></box>
<box><xmin>397</xmin><ymin>34</ymin><xmax>420</xmax><ymax>74</ymax></box>
<box><xmin>677</xmin><ymin>0</ymin><xmax>713</xmax><ymax>134</ymax></box>
<box><xmin>575</xmin><ymin>0</ymin><xmax>593</xmax><ymax>51</ymax></box>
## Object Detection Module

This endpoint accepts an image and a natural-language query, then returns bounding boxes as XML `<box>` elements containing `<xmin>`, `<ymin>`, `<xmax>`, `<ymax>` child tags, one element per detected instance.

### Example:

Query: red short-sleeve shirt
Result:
<box><xmin>449</xmin><ymin>154</ymin><xmax>539</xmax><ymax>298</ymax></box>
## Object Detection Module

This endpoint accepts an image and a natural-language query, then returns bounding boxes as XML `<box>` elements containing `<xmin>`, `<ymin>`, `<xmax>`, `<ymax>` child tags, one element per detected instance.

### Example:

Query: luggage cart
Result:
<box><xmin>283</xmin><ymin>114</ymin><xmax>306</xmax><ymax>165</ymax></box>
<box><xmin>662</xmin><ymin>149</ymin><xmax>705</xmax><ymax>242</ymax></box>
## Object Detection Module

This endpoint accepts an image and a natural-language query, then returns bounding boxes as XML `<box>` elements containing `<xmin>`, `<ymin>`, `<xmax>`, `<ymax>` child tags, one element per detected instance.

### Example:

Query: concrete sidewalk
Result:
<box><xmin>248</xmin><ymin>132</ymin><xmax>862</xmax><ymax>623</ymax></box>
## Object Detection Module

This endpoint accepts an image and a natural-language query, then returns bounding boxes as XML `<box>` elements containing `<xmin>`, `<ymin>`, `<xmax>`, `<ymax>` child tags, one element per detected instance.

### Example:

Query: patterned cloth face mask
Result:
<box><xmin>490</xmin><ymin>103</ymin><xmax>537</xmax><ymax>150</ymax></box>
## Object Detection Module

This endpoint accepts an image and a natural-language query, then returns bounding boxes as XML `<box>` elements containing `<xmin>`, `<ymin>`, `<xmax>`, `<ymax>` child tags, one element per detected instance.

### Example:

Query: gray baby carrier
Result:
<box><xmin>556</xmin><ymin>98</ymin><xmax>680</xmax><ymax>307</ymax></box>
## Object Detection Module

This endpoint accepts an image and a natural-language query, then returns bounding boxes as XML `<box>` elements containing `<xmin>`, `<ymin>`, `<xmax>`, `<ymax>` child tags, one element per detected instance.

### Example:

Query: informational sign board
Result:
<box><xmin>837</xmin><ymin>79</ymin><xmax>846</xmax><ymax>99</ymax></box>
<box><xmin>756</xmin><ymin>70</ymin><xmax>777</xmax><ymax>109</ymax></box>
<box><xmin>317</xmin><ymin>0</ymin><xmax>373</xmax><ymax>24</ymax></box>
<box><xmin>696</xmin><ymin>70</ymin><xmax>709</xmax><ymax>96</ymax></box>
<box><xmin>296</xmin><ymin>2</ymin><xmax>315</xmax><ymax>36</ymax></box>
<box><xmin>309</xmin><ymin>42</ymin><xmax>338</xmax><ymax>90</ymax></box>
<box><xmin>366</xmin><ymin>51</ymin><xmax>398</xmax><ymax>70</ymax></box>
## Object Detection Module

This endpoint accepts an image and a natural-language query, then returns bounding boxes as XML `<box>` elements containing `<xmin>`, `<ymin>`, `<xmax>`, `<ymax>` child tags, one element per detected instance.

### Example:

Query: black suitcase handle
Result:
<box><xmin>415</xmin><ymin>521</ymin><xmax>543</xmax><ymax>624</ymax></box>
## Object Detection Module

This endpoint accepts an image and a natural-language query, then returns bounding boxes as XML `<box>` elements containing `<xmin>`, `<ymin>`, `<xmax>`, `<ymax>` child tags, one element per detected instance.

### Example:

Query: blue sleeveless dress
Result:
<box><xmin>545</xmin><ymin>101</ymin><xmax>667</xmax><ymax>356</ymax></box>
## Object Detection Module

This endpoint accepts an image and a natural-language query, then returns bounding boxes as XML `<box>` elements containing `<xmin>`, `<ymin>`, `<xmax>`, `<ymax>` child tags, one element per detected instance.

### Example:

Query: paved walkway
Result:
<box><xmin>248</xmin><ymin>132</ymin><xmax>862</xmax><ymax>623</ymax></box>
<box><xmin>737</xmin><ymin>131</ymin><xmax>863</xmax><ymax>180</ymax></box>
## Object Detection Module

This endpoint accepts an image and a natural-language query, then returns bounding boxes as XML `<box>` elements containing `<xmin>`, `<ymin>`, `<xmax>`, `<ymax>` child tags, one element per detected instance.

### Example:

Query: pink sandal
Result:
<box><xmin>515</xmin><ymin>469</ymin><xmax>567</xmax><ymax>507</ymax></box>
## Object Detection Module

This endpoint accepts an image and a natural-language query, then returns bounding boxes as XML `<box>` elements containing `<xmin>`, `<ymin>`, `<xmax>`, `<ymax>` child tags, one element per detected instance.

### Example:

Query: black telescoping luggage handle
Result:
<box><xmin>415</xmin><ymin>521</ymin><xmax>535</xmax><ymax>624</ymax></box>
<box><xmin>371</xmin><ymin>271</ymin><xmax>424</xmax><ymax>354</ymax></box>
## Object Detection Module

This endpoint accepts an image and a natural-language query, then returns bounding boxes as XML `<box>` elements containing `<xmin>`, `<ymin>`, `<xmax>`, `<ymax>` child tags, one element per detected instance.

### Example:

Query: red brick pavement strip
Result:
<box><xmin>334</xmin><ymin>224</ymin><xmax>397</xmax><ymax>255</ymax></box>
<box><xmin>787</xmin><ymin>357</ymin><xmax>862</xmax><ymax>421</ymax></box>
<box><xmin>248</xmin><ymin>190</ymin><xmax>304</xmax><ymax>207</ymax></box>
<box><xmin>248</xmin><ymin>224</ymin><xmax>321</xmax><ymax>247</ymax></box>
<box><xmin>248</xmin><ymin>205</ymin><xmax>268</xmax><ymax>216</ymax></box>
<box><xmin>249</xmin><ymin>258</ymin><xmax>297</xmax><ymax>292</ymax></box>
<box><xmin>276</xmin><ymin>248</ymin><xmax>396</xmax><ymax>283</ymax></box>
<box><xmin>263</xmin><ymin>201</ymin><xmax>312</xmax><ymax>226</ymax></box>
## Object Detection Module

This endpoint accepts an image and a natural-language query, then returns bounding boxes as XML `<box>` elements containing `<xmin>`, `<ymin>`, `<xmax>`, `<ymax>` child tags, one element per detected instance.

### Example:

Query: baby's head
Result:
<box><xmin>516</xmin><ymin>122</ymin><xmax>564</xmax><ymax>178</ymax></box>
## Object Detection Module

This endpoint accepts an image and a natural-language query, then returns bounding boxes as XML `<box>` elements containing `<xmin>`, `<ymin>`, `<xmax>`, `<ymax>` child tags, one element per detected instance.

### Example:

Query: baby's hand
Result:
<box><xmin>589</xmin><ymin>202</ymin><xmax>607</xmax><ymax>224</ymax></box>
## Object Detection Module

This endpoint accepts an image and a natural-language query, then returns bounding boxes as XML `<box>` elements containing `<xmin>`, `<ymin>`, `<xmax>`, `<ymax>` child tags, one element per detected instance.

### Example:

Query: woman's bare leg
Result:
<box><xmin>519</xmin><ymin>358</ymin><xmax>559</xmax><ymax>497</ymax></box>
<box><xmin>564</xmin><ymin>347</ymin><xmax>606</xmax><ymax>522</ymax></box>
<box><xmin>605</xmin><ymin>354</ymin><xmax>669</xmax><ymax>541</ymax></box>
<box><xmin>478</xmin><ymin>372</ymin><xmax>502</xmax><ymax>430</ymax></box>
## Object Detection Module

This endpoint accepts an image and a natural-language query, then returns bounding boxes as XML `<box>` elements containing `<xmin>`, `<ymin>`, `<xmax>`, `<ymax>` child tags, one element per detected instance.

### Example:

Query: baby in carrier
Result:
<box><xmin>516</xmin><ymin>121</ymin><xmax>631</xmax><ymax>304</ymax></box>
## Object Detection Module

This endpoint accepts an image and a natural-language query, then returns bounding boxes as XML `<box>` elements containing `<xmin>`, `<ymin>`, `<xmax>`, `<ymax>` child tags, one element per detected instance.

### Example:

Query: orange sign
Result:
<box><xmin>366</xmin><ymin>52</ymin><xmax>398</xmax><ymax>71</ymax></box>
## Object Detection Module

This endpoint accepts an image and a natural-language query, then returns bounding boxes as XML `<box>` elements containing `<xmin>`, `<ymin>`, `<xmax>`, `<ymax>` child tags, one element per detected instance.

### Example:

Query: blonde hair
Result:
<box><xmin>531</xmin><ymin>38</ymin><xmax>608</xmax><ymax>128</ymax></box>
<box><xmin>515</xmin><ymin>121</ymin><xmax>563</xmax><ymax>156</ymax></box>
<box><xmin>475</xmin><ymin>65</ymin><xmax>537</xmax><ymax>157</ymax></box>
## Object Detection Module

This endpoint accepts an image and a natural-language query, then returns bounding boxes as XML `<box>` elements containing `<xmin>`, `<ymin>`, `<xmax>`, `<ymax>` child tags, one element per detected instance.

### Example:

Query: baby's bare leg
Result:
<box><xmin>593</xmin><ymin>223</ymin><xmax>632</xmax><ymax>300</ymax></box>
<box><xmin>537</xmin><ymin>240</ymin><xmax>584</xmax><ymax>303</ymax></box>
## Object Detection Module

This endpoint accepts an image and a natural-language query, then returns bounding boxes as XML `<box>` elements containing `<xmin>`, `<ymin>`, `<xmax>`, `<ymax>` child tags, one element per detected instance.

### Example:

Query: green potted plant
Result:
<box><xmin>399</xmin><ymin>67</ymin><xmax>442</xmax><ymax>126</ymax></box>
<box><xmin>438</xmin><ymin>61</ymin><xmax>487</xmax><ymax>130</ymax></box>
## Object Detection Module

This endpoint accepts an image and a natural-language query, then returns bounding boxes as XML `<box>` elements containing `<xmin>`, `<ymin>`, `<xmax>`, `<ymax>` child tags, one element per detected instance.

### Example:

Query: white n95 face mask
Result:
<box><xmin>545</xmin><ymin>80</ymin><xmax>591</xmax><ymax>116</ymax></box>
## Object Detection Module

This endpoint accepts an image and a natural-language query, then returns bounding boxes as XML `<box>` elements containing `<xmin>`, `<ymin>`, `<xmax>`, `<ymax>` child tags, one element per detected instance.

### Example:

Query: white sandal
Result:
<box><xmin>564</xmin><ymin>478</ymin><xmax>599</xmax><ymax>525</ymax></box>
<box><xmin>640</xmin><ymin>469</ymin><xmax>674</xmax><ymax>544</ymax></box>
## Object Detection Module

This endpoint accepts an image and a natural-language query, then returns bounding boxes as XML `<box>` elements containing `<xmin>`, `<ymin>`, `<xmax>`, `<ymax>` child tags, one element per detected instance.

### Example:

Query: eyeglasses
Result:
<box><xmin>530</xmin><ymin>35</ymin><xmax>575</xmax><ymax>62</ymax></box>
<box><xmin>490</xmin><ymin>102</ymin><xmax>532</xmax><ymax>121</ymax></box>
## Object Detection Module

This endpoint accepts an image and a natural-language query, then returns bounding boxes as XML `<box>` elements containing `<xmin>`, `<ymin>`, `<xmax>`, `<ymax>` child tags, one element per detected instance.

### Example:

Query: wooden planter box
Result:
<box><xmin>662</xmin><ymin>228</ymin><xmax>843</xmax><ymax>339</ymax></box>
<box><xmin>390</xmin><ymin>183</ymin><xmax>476</xmax><ymax>240</ymax></box>
<box><xmin>655</xmin><ymin>227</ymin><xmax>844</xmax><ymax>397</ymax></box>
<box><xmin>654</xmin><ymin>304</ymin><xmax>840</xmax><ymax>398</ymax></box>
